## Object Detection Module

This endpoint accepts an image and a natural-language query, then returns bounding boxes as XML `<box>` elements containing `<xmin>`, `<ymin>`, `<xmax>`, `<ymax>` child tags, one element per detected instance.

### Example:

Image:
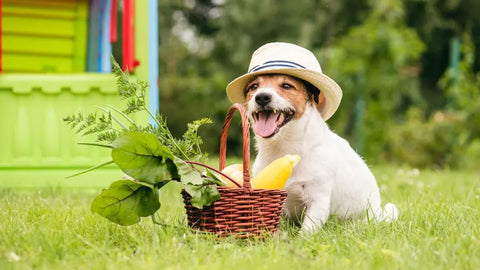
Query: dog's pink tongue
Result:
<box><xmin>254</xmin><ymin>111</ymin><xmax>279</xmax><ymax>138</ymax></box>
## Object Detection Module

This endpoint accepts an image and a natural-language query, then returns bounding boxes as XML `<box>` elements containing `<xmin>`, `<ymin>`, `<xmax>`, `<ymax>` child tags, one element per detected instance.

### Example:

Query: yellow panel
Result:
<box><xmin>3</xmin><ymin>35</ymin><xmax>74</xmax><ymax>56</ymax></box>
<box><xmin>3</xmin><ymin>0</ymin><xmax>76</xmax><ymax>9</ymax></box>
<box><xmin>3</xmin><ymin>16</ymin><xmax>75</xmax><ymax>37</ymax></box>
<box><xmin>3</xmin><ymin>5</ymin><xmax>77</xmax><ymax>19</ymax></box>
<box><xmin>3</xmin><ymin>54</ymin><xmax>73</xmax><ymax>73</ymax></box>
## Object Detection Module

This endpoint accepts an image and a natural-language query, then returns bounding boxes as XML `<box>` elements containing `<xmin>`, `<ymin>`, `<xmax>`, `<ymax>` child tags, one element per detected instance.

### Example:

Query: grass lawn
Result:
<box><xmin>1</xmin><ymin>164</ymin><xmax>479</xmax><ymax>270</ymax></box>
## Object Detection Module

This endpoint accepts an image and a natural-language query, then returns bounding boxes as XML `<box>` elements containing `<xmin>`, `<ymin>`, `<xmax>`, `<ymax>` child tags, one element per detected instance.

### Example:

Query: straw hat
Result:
<box><xmin>226</xmin><ymin>42</ymin><xmax>343</xmax><ymax>120</ymax></box>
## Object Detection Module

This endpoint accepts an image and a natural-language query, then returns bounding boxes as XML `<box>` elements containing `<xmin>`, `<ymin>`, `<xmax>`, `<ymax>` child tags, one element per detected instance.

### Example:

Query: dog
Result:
<box><xmin>244</xmin><ymin>74</ymin><xmax>398</xmax><ymax>232</ymax></box>
<box><xmin>226</xmin><ymin>42</ymin><xmax>398</xmax><ymax>233</ymax></box>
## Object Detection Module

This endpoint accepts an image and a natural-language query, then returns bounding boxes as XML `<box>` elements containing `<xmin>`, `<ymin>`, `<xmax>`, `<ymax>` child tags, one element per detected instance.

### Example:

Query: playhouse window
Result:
<box><xmin>1</xmin><ymin>0</ymin><xmax>135</xmax><ymax>73</ymax></box>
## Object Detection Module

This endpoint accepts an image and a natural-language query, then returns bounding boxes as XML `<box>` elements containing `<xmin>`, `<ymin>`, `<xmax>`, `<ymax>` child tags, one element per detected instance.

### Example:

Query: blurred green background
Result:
<box><xmin>157</xmin><ymin>0</ymin><xmax>480</xmax><ymax>170</ymax></box>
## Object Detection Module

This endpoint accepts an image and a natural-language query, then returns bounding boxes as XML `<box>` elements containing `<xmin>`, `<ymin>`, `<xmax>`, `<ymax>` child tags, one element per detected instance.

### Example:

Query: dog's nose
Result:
<box><xmin>255</xmin><ymin>93</ymin><xmax>271</xmax><ymax>106</ymax></box>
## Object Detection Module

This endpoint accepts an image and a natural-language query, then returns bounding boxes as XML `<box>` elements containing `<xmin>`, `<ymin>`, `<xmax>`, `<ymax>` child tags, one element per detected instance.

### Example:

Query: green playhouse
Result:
<box><xmin>0</xmin><ymin>0</ymin><xmax>159</xmax><ymax>187</ymax></box>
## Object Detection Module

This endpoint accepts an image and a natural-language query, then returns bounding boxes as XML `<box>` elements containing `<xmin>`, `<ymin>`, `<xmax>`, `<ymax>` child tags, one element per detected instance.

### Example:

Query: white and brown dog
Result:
<box><xmin>226</xmin><ymin>42</ymin><xmax>398</xmax><ymax>233</ymax></box>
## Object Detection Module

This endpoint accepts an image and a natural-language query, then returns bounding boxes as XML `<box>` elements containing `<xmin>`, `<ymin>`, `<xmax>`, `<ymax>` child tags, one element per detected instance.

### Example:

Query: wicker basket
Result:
<box><xmin>183</xmin><ymin>104</ymin><xmax>288</xmax><ymax>238</ymax></box>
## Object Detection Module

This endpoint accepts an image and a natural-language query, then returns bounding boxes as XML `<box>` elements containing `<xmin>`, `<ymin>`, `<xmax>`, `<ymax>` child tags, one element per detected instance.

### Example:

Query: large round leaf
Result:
<box><xmin>91</xmin><ymin>180</ymin><xmax>161</xmax><ymax>226</ymax></box>
<box><xmin>112</xmin><ymin>132</ymin><xmax>178</xmax><ymax>184</ymax></box>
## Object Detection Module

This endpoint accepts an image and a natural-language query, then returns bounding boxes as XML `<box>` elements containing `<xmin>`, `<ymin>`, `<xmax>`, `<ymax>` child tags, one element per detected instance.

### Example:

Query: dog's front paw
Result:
<box><xmin>301</xmin><ymin>217</ymin><xmax>323</xmax><ymax>235</ymax></box>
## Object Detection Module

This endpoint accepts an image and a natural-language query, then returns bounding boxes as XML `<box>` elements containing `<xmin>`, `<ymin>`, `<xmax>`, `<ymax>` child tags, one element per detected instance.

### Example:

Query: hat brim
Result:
<box><xmin>226</xmin><ymin>68</ymin><xmax>342</xmax><ymax>121</ymax></box>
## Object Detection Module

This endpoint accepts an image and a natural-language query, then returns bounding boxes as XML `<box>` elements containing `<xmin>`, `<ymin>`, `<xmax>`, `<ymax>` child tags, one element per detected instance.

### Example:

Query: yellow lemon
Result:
<box><xmin>252</xmin><ymin>154</ymin><xmax>301</xmax><ymax>189</ymax></box>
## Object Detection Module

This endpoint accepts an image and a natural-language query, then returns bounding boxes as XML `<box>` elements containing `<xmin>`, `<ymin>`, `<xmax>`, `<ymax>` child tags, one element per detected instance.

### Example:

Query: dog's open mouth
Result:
<box><xmin>252</xmin><ymin>109</ymin><xmax>294</xmax><ymax>138</ymax></box>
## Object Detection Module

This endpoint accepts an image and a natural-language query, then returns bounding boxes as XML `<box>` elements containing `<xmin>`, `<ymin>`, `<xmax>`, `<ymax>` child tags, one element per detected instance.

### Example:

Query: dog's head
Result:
<box><xmin>244</xmin><ymin>74</ymin><xmax>325</xmax><ymax>138</ymax></box>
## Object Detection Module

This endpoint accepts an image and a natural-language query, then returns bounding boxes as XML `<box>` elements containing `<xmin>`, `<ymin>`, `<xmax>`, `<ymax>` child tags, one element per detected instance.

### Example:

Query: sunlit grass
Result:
<box><xmin>1</xmin><ymin>165</ymin><xmax>479</xmax><ymax>269</ymax></box>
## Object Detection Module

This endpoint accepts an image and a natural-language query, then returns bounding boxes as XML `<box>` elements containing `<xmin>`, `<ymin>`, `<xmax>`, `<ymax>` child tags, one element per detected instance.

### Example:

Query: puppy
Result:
<box><xmin>244</xmin><ymin>74</ymin><xmax>398</xmax><ymax>232</ymax></box>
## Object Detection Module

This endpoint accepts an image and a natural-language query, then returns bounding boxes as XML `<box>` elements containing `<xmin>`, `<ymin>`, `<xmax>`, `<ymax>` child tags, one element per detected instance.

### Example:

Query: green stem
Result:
<box><xmin>77</xmin><ymin>142</ymin><xmax>113</xmax><ymax>148</ymax></box>
<box><xmin>145</xmin><ymin>108</ymin><xmax>161</xmax><ymax>127</ymax></box>
<box><xmin>66</xmin><ymin>160</ymin><xmax>115</xmax><ymax>179</ymax></box>
<box><xmin>151</xmin><ymin>214</ymin><xmax>193</xmax><ymax>231</ymax></box>
<box><xmin>144</xmin><ymin>106</ymin><xmax>190</xmax><ymax>160</ymax></box>
<box><xmin>185</xmin><ymin>160</ymin><xmax>242</xmax><ymax>188</ymax></box>
<box><xmin>106</xmin><ymin>104</ymin><xmax>135</xmax><ymax>125</ymax></box>
<box><xmin>194</xmin><ymin>131</ymin><xmax>202</xmax><ymax>155</ymax></box>
<box><xmin>96</xmin><ymin>106</ymin><xmax>129</xmax><ymax>130</ymax></box>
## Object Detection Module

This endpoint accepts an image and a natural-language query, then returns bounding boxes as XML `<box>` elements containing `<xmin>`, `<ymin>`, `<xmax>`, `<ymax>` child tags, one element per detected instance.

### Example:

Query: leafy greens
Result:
<box><xmin>64</xmin><ymin>58</ymin><xmax>219</xmax><ymax>226</ymax></box>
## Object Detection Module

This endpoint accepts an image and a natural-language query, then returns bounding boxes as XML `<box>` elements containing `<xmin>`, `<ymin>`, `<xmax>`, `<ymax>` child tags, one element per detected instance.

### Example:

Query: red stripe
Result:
<box><xmin>110</xmin><ymin>0</ymin><xmax>117</xmax><ymax>43</ymax></box>
<box><xmin>0</xmin><ymin>0</ymin><xmax>2</xmax><ymax>73</ymax></box>
<box><xmin>122</xmin><ymin>0</ymin><xmax>134</xmax><ymax>72</ymax></box>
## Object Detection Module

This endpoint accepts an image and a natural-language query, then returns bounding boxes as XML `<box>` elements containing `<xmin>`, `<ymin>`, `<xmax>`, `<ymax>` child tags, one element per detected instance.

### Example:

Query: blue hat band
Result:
<box><xmin>248</xmin><ymin>60</ymin><xmax>306</xmax><ymax>73</ymax></box>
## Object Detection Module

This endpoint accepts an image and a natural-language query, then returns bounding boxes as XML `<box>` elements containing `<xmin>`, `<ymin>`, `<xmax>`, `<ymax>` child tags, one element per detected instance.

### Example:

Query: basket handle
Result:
<box><xmin>219</xmin><ymin>103</ymin><xmax>252</xmax><ymax>190</ymax></box>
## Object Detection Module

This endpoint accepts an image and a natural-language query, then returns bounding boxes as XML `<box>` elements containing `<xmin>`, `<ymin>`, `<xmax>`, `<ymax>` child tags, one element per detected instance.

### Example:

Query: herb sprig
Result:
<box><xmin>64</xmin><ymin>57</ymin><xmax>212</xmax><ymax>162</ymax></box>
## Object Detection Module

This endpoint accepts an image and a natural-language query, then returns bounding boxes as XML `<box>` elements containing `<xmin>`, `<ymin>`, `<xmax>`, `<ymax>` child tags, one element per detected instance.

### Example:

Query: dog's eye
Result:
<box><xmin>282</xmin><ymin>83</ymin><xmax>294</xmax><ymax>90</ymax></box>
<box><xmin>246</xmin><ymin>83</ymin><xmax>258</xmax><ymax>93</ymax></box>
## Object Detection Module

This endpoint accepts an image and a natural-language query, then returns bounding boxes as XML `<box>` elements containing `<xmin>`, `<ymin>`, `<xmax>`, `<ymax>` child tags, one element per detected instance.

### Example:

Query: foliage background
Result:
<box><xmin>155</xmin><ymin>0</ymin><xmax>480</xmax><ymax>169</ymax></box>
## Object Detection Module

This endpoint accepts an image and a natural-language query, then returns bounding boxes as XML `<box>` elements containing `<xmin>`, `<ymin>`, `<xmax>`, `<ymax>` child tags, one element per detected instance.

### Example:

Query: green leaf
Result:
<box><xmin>180</xmin><ymin>118</ymin><xmax>213</xmax><ymax>162</ymax></box>
<box><xmin>91</xmin><ymin>180</ymin><xmax>160</xmax><ymax>226</ymax></box>
<box><xmin>154</xmin><ymin>180</ymin><xmax>170</xmax><ymax>189</ymax></box>
<box><xmin>184</xmin><ymin>181</ymin><xmax>220</xmax><ymax>209</ymax></box>
<box><xmin>173</xmin><ymin>157</ymin><xmax>203</xmax><ymax>185</ymax></box>
<box><xmin>206</xmin><ymin>169</ymin><xmax>227</xmax><ymax>186</ymax></box>
<box><xmin>111</xmin><ymin>132</ymin><xmax>179</xmax><ymax>184</ymax></box>
<box><xmin>172</xmin><ymin>158</ymin><xmax>221</xmax><ymax>208</ymax></box>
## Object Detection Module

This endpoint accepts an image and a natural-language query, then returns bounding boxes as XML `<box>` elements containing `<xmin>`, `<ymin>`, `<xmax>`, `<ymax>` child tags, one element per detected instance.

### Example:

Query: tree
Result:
<box><xmin>404</xmin><ymin>0</ymin><xmax>480</xmax><ymax>111</ymax></box>
<box><xmin>159</xmin><ymin>0</ymin><xmax>372</xmax><ymax>154</ymax></box>
<box><xmin>156</xmin><ymin>0</ymin><xmax>480</xmax><ymax>167</ymax></box>
<box><xmin>320</xmin><ymin>0</ymin><xmax>425</xmax><ymax>159</ymax></box>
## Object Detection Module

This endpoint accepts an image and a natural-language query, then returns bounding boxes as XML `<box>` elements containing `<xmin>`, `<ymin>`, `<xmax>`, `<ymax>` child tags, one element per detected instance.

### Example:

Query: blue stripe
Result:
<box><xmin>263</xmin><ymin>60</ymin><xmax>306</xmax><ymax>69</ymax></box>
<box><xmin>148</xmin><ymin>0</ymin><xmax>159</xmax><ymax>123</ymax></box>
<box><xmin>248</xmin><ymin>60</ymin><xmax>306</xmax><ymax>73</ymax></box>
<box><xmin>248</xmin><ymin>65</ymin><xmax>260</xmax><ymax>72</ymax></box>
<box><xmin>250</xmin><ymin>63</ymin><xmax>301</xmax><ymax>73</ymax></box>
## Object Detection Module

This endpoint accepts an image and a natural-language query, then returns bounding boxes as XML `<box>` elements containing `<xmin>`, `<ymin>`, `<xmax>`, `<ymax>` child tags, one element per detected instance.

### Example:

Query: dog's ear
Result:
<box><xmin>303</xmin><ymin>80</ymin><xmax>326</xmax><ymax>113</ymax></box>
<box><xmin>304</xmin><ymin>81</ymin><xmax>322</xmax><ymax>104</ymax></box>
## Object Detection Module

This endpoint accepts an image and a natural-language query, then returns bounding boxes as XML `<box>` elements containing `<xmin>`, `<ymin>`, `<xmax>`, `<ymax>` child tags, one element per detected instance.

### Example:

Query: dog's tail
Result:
<box><xmin>375</xmin><ymin>203</ymin><xmax>400</xmax><ymax>223</ymax></box>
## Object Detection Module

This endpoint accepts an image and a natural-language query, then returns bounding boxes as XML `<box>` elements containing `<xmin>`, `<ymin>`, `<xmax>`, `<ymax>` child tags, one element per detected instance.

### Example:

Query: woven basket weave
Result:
<box><xmin>183</xmin><ymin>104</ymin><xmax>288</xmax><ymax>238</ymax></box>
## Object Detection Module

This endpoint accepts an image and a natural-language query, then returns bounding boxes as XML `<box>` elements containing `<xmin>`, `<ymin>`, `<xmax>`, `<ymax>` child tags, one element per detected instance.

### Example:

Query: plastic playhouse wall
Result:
<box><xmin>0</xmin><ymin>0</ymin><xmax>158</xmax><ymax>187</ymax></box>
<box><xmin>2</xmin><ymin>0</ymin><xmax>88</xmax><ymax>73</ymax></box>
<box><xmin>0</xmin><ymin>74</ymin><xmax>121</xmax><ymax>187</ymax></box>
